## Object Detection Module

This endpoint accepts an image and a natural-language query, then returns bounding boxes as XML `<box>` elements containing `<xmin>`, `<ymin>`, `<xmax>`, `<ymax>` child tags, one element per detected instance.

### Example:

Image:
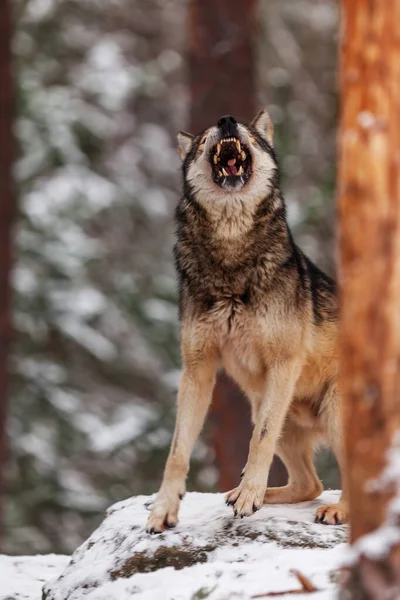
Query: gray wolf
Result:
<box><xmin>146</xmin><ymin>110</ymin><xmax>347</xmax><ymax>533</ymax></box>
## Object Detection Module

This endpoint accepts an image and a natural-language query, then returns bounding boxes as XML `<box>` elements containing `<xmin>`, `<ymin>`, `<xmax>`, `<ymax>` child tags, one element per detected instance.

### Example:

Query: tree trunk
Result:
<box><xmin>188</xmin><ymin>0</ymin><xmax>257</xmax><ymax>130</ymax></box>
<box><xmin>0</xmin><ymin>0</ymin><xmax>14</xmax><ymax>545</ymax></box>
<box><xmin>187</xmin><ymin>0</ymin><xmax>287</xmax><ymax>490</ymax></box>
<box><xmin>338</xmin><ymin>1</ymin><xmax>400</xmax><ymax>597</ymax></box>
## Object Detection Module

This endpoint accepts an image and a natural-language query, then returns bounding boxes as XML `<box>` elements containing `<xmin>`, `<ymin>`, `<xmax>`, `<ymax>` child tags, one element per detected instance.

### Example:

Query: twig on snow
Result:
<box><xmin>251</xmin><ymin>569</ymin><xmax>318</xmax><ymax>597</ymax></box>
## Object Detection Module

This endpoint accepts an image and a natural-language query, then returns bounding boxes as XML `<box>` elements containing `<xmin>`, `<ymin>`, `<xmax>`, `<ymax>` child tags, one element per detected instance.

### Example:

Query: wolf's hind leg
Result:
<box><xmin>314</xmin><ymin>443</ymin><xmax>349</xmax><ymax>524</ymax></box>
<box><xmin>314</xmin><ymin>388</ymin><xmax>349</xmax><ymax>525</ymax></box>
<box><xmin>263</xmin><ymin>420</ymin><xmax>323</xmax><ymax>504</ymax></box>
<box><xmin>146</xmin><ymin>355</ymin><xmax>217</xmax><ymax>533</ymax></box>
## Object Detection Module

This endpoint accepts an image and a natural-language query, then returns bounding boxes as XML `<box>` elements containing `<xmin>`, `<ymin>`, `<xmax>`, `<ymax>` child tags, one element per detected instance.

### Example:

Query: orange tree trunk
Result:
<box><xmin>0</xmin><ymin>0</ymin><xmax>14</xmax><ymax>544</ymax></box>
<box><xmin>187</xmin><ymin>0</ymin><xmax>286</xmax><ymax>490</ymax></box>
<box><xmin>339</xmin><ymin>0</ymin><xmax>400</xmax><ymax>596</ymax></box>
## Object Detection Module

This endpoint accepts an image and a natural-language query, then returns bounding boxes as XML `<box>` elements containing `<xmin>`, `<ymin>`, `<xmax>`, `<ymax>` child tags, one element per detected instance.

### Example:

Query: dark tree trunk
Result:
<box><xmin>188</xmin><ymin>0</ymin><xmax>258</xmax><ymax>131</ymax></box>
<box><xmin>339</xmin><ymin>0</ymin><xmax>400</xmax><ymax>597</ymax></box>
<box><xmin>0</xmin><ymin>0</ymin><xmax>14</xmax><ymax>545</ymax></box>
<box><xmin>187</xmin><ymin>0</ymin><xmax>287</xmax><ymax>490</ymax></box>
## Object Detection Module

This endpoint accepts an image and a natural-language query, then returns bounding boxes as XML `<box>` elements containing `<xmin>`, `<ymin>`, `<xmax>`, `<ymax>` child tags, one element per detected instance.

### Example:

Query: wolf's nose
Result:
<box><xmin>217</xmin><ymin>115</ymin><xmax>238</xmax><ymax>137</ymax></box>
<box><xmin>218</xmin><ymin>115</ymin><xmax>236</xmax><ymax>127</ymax></box>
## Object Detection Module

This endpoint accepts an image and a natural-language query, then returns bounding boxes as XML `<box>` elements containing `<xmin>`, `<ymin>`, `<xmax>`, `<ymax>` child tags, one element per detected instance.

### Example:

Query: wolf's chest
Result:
<box><xmin>205</xmin><ymin>293</ymin><xmax>250</xmax><ymax>331</ymax></box>
<box><xmin>213</xmin><ymin>297</ymin><xmax>266</xmax><ymax>378</ymax></box>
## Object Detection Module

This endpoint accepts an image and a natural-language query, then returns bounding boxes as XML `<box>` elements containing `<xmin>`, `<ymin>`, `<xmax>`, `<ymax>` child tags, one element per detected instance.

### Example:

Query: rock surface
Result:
<box><xmin>42</xmin><ymin>490</ymin><xmax>347</xmax><ymax>600</ymax></box>
<box><xmin>39</xmin><ymin>491</ymin><xmax>346</xmax><ymax>600</ymax></box>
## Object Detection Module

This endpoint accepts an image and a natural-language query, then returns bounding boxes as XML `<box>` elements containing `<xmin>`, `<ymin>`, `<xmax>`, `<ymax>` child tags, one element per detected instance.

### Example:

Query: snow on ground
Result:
<box><xmin>1</xmin><ymin>554</ymin><xmax>69</xmax><ymax>600</ymax></box>
<box><xmin>2</xmin><ymin>491</ymin><xmax>348</xmax><ymax>600</ymax></box>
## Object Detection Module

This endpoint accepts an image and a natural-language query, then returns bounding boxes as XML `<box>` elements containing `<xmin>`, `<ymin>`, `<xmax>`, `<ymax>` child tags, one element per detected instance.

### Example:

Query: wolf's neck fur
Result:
<box><xmin>174</xmin><ymin>185</ymin><xmax>294</xmax><ymax>302</ymax></box>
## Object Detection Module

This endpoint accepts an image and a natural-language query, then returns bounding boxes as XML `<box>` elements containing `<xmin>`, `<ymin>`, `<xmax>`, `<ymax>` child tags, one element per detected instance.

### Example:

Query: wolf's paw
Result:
<box><xmin>314</xmin><ymin>502</ymin><xmax>348</xmax><ymax>525</ymax></box>
<box><xmin>146</xmin><ymin>486</ymin><xmax>185</xmax><ymax>534</ymax></box>
<box><xmin>225</xmin><ymin>482</ymin><xmax>264</xmax><ymax>518</ymax></box>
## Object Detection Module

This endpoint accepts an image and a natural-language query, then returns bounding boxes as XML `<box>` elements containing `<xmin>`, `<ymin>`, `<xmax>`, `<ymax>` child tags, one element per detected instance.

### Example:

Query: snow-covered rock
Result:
<box><xmin>42</xmin><ymin>490</ymin><xmax>347</xmax><ymax>600</ymax></box>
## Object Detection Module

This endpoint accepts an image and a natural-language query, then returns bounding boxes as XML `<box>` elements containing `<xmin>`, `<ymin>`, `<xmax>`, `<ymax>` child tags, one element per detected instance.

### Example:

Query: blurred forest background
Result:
<box><xmin>5</xmin><ymin>0</ymin><xmax>339</xmax><ymax>554</ymax></box>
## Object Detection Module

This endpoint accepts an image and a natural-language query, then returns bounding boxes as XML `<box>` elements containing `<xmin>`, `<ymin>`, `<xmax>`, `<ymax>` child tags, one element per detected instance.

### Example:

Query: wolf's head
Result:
<box><xmin>178</xmin><ymin>110</ymin><xmax>278</xmax><ymax>207</ymax></box>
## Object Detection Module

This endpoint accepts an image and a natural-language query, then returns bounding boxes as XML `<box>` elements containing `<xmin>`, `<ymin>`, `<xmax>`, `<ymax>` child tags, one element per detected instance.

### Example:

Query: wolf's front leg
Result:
<box><xmin>226</xmin><ymin>359</ymin><xmax>301</xmax><ymax>517</ymax></box>
<box><xmin>146</xmin><ymin>359</ymin><xmax>217</xmax><ymax>533</ymax></box>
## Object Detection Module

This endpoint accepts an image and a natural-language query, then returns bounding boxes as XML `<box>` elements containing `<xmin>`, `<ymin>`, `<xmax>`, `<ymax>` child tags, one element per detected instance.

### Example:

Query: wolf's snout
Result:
<box><xmin>210</xmin><ymin>116</ymin><xmax>252</xmax><ymax>187</ymax></box>
<box><xmin>217</xmin><ymin>115</ymin><xmax>238</xmax><ymax>137</ymax></box>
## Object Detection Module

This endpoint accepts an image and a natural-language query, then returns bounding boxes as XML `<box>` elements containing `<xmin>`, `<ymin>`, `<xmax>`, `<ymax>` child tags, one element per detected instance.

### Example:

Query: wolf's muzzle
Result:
<box><xmin>217</xmin><ymin>115</ymin><xmax>238</xmax><ymax>138</ymax></box>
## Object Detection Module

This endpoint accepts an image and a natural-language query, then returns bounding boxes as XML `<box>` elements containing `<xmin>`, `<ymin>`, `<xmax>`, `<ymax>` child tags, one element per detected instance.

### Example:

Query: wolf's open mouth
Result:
<box><xmin>210</xmin><ymin>137</ymin><xmax>252</xmax><ymax>187</ymax></box>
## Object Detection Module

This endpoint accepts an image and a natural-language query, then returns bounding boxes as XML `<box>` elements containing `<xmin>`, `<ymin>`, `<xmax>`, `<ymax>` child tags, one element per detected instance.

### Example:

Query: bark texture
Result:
<box><xmin>187</xmin><ymin>0</ymin><xmax>287</xmax><ymax>489</ymax></box>
<box><xmin>339</xmin><ymin>1</ymin><xmax>400</xmax><ymax>597</ymax></box>
<box><xmin>0</xmin><ymin>0</ymin><xmax>14</xmax><ymax>545</ymax></box>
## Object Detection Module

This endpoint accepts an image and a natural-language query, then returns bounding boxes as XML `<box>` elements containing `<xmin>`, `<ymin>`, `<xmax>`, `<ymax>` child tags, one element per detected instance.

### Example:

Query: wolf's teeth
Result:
<box><xmin>222</xmin><ymin>168</ymin><xmax>228</xmax><ymax>176</ymax></box>
<box><xmin>218</xmin><ymin>170</ymin><xmax>223</xmax><ymax>177</ymax></box>
<box><xmin>217</xmin><ymin>142</ymin><xmax>221</xmax><ymax>155</ymax></box>
<box><xmin>236</xmin><ymin>139</ymin><xmax>241</xmax><ymax>152</ymax></box>
<box><xmin>240</xmin><ymin>151</ymin><xmax>246</xmax><ymax>161</ymax></box>
<box><xmin>237</xmin><ymin>166</ymin><xmax>244</xmax><ymax>175</ymax></box>
<box><xmin>213</xmin><ymin>154</ymin><xmax>218</xmax><ymax>164</ymax></box>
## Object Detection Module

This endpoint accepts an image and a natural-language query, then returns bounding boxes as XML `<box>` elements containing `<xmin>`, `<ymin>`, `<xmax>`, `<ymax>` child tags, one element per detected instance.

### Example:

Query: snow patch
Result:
<box><xmin>0</xmin><ymin>554</ymin><xmax>69</xmax><ymax>600</ymax></box>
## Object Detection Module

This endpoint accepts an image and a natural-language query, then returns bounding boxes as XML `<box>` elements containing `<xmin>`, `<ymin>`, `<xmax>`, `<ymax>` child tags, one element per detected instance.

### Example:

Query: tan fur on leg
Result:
<box><xmin>147</xmin><ymin>345</ymin><xmax>217</xmax><ymax>533</ymax></box>
<box><xmin>226</xmin><ymin>359</ymin><xmax>302</xmax><ymax>517</ymax></box>
<box><xmin>264</xmin><ymin>419</ymin><xmax>323</xmax><ymax>504</ymax></box>
<box><xmin>314</xmin><ymin>393</ymin><xmax>349</xmax><ymax>525</ymax></box>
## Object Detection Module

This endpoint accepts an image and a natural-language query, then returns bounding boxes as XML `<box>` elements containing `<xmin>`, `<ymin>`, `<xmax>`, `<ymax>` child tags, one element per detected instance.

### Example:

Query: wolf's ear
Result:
<box><xmin>250</xmin><ymin>110</ymin><xmax>274</xmax><ymax>146</ymax></box>
<box><xmin>177</xmin><ymin>131</ymin><xmax>195</xmax><ymax>160</ymax></box>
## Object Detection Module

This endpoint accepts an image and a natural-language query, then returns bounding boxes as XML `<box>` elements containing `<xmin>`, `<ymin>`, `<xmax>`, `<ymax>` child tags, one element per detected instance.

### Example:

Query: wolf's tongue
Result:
<box><xmin>227</xmin><ymin>157</ymin><xmax>237</xmax><ymax>175</ymax></box>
